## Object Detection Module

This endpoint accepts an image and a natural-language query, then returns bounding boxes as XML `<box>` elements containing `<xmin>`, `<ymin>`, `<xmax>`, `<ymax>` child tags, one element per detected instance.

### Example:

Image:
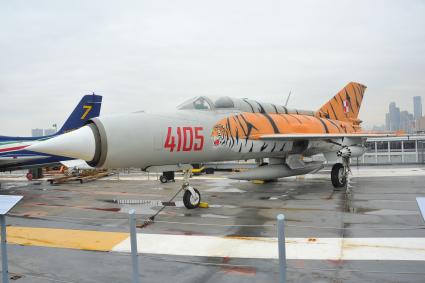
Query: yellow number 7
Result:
<box><xmin>81</xmin><ymin>105</ymin><xmax>93</xmax><ymax>120</ymax></box>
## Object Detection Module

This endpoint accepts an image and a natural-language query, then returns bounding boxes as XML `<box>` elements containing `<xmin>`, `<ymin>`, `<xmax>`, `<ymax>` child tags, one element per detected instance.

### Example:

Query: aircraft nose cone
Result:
<box><xmin>27</xmin><ymin>125</ymin><xmax>96</xmax><ymax>161</ymax></box>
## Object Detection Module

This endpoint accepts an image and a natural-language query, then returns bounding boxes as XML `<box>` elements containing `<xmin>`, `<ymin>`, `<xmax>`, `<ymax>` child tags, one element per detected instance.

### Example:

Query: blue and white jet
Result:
<box><xmin>0</xmin><ymin>94</ymin><xmax>102</xmax><ymax>172</ymax></box>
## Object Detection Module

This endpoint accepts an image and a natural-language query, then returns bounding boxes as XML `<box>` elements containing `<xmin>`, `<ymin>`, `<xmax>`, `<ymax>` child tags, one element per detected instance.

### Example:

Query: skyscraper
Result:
<box><xmin>389</xmin><ymin>102</ymin><xmax>400</xmax><ymax>131</ymax></box>
<box><xmin>413</xmin><ymin>96</ymin><xmax>422</xmax><ymax>120</ymax></box>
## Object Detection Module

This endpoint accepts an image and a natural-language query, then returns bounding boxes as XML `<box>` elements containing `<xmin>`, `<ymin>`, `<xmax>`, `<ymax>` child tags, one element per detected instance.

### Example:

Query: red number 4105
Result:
<box><xmin>164</xmin><ymin>127</ymin><xmax>204</xmax><ymax>152</ymax></box>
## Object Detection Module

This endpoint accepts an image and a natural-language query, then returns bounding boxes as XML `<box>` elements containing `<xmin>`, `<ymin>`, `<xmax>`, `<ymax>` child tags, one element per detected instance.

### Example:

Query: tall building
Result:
<box><xmin>413</xmin><ymin>96</ymin><xmax>422</xmax><ymax>120</ymax></box>
<box><xmin>400</xmin><ymin>111</ymin><xmax>414</xmax><ymax>133</ymax></box>
<box><xmin>388</xmin><ymin>102</ymin><xmax>400</xmax><ymax>131</ymax></box>
<box><xmin>31</xmin><ymin>128</ymin><xmax>44</xmax><ymax>137</ymax></box>
<box><xmin>385</xmin><ymin>113</ymin><xmax>390</xmax><ymax>131</ymax></box>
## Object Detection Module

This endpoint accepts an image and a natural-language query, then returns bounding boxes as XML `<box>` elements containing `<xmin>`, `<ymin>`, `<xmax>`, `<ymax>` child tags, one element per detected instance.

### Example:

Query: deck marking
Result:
<box><xmin>6</xmin><ymin>226</ymin><xmax>128</xmax><ymax>252</ymax></box>
<box><xmin>4</xmin><ymin>226</ymin><xmax>425</xmax><ymax>261</ymax></box>
<box><xmin>112</xmin><ymin>234</ymin><xmax>425</xmax><ymax>261</ymax></box>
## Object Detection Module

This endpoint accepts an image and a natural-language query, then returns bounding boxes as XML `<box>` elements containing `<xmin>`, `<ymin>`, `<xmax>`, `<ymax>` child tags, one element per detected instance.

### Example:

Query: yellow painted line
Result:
<box><xmin>5</xmin><ymin>226</ymin><xmax>129</xmax><ymax>252</ymax></box>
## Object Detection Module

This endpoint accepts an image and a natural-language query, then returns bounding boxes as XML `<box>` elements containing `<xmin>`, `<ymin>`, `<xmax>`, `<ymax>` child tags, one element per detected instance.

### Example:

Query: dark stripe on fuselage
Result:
<box><xmin>239</xmin><ymin>114</ymin><xmax>258</xmax><ymax>141</ymax></box>
<box><xmin>256</xmin><ymin>102</ymin><xmax>280</xmax><ymax>134</ymax></box>
<box><xmin>288</xmin><ymin>114</ymin><xmax>302</xmax><ymax>124</ymax></box>
<box><xmin>270</xmin><ymin>142</ymin><xmax>276</xmax><ymax>152</ymax></box>
<box><xmin>279</xmin><ymin>114</ymin><xmax>290</xmax><ymax>123</ymax></box>
<box><xmin>327</xmin><ymin>119</ymin><xmax>342</xmax><ymax>132</ymax></box>
<box><xmin>236</xmin><ymin>115</ymin><xmax>248</xmax><ymax>138</ymax></box>
<box><xmin>329</xmin><ymin>102</ymin><xmax>339</xmax><ymax>120</ymax></box>
<box><xmin>226</xmin><ymin>118</ymin><xmax>235</xmax><ymax>148</ymax></box>
<box><xmin>243</xmin><ymin>99</ymin><xmax>256</xmax><ymax>112</ymax></box>
<box><xmin>317</xmin><ymin>117</ymin><xmax>329</xmax><ymax>133</ymax></box>
<box><xmin>351</xmin><ymin>84</ymin><xmax>360</xmax><ymax>109</ymax></box>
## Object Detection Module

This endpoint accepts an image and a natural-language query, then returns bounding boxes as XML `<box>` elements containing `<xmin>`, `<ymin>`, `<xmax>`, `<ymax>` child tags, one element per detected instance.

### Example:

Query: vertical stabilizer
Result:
<box><xmin>57</xmin><ymin>94</ymin><xmax>102</xmax><ymax>134</ymax></box>
<box><xmin>317</xmin><ymin>82</ymin><xmax>366</xmax><ymax>124</ymax></box>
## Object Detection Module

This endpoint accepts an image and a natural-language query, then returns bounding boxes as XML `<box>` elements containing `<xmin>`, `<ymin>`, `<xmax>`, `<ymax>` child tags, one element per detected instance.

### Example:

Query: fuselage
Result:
<box><xmin>26</xmin><ymin>86</ymin><xmax>368</xmax><ymax>172</ymax></box>
<box><xmin>85</xmin><ymin>109</ymin><xmax>357</xmax><ymax>169</ymax></box>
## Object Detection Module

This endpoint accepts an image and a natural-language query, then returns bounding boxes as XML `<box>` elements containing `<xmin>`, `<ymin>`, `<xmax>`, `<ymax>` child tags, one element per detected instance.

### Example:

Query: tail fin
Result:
<box><xmin>57</xmin><ymin>94</ymin><xmax>102</xmax><ymax>134</ymax></box>
<box><xmin>317</xmin><ymin>82</ymin><xmax>366</xmax><ymax>124</ymax></box>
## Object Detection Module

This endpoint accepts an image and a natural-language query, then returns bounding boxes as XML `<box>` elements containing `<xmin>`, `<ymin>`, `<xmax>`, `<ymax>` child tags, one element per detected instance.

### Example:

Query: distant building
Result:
<box><xmin>414</xmin><ymin>96</ymin><xmax>422</xmax><ymax>120</ymax></box>
<box><xmin>385</xmin><ymin>113</ymin><xmax>390</xmax><ymax>131</ymax></box>
<box><xmin>417</xmin><ymin>117</ymin><xmax>425</xmax><ymax>132</ymax></box>
<box><xmin>385</xmin><ymin>102</ymin><xmax>415</xmax><ymax>133</ymax></box>
<box><xmin>400</xmin><ymin>111</ymin><xmax>414</xmax><ymax>133</ymax></box>
<box><xmin>31</xmin><ymin>128</ymin><xmax>44</xmax><ymax>137</ymax></box>
<box><xmin>388</xmin><ymin>102</ymin><xmax>401</xmax><ymax>131</ymax></box>
<box><xmin>44</xmin><ymin>128</ymin><xmax>56</xmax><ymax>136</ymax></box>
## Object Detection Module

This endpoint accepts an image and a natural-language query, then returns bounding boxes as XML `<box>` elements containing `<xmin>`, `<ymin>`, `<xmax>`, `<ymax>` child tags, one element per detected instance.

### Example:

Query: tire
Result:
<box><xmin>331</xmin><ymin>163</ymin><xmax>346</xmax><ymax>188</ymax></box>
<box><xmin>205</xmin><ymin>168</ymin><xmax>214</xmax><ymax>175</ymax></box>
<box><xmin>160</xmin><ymin>175</ymin><xmax>168</xmax><ymax>183</ymax></box>
<box><xmin>183</xmin><ymin>188</ymin><xmax>201</xmax><ymax>209</ymax></box>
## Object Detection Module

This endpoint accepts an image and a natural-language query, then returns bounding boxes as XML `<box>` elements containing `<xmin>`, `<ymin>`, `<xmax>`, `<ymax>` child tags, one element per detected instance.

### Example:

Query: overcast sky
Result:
<box><xmin>1</xmin><ymin>0</ymin><xmax>424</xmax><ymax>135</ymax></box>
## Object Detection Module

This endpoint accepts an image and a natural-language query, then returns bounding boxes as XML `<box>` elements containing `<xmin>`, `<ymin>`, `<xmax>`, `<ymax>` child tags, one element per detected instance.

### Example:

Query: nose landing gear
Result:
<box><xmin>181</xmin><ymin>169</ymin><xmax>201</xmax><ymax>209</ymax></box>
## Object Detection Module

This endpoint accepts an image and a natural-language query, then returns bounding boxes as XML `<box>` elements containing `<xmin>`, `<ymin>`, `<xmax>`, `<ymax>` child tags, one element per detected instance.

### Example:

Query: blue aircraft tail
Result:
<box><xmin>57</xmin><ymin>94</ymin><xmax>102</xmax><ymax>134</ymax></box>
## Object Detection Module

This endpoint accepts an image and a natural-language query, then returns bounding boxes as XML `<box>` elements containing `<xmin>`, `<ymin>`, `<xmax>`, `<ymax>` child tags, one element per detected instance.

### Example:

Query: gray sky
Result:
<box><xmin>1</xmin><ymin>0</ymin><xmax>424</xmax><ymax>135</ymax></box>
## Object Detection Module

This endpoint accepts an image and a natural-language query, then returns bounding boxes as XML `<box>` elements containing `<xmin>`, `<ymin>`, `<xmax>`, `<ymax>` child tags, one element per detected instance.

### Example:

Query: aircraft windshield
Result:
<box><xmin>177</xmin><ymin>97</ymin><xmax>213</xmax><ymax>110</ymax></box>
<box><xmin>177</xmin><ymin>96</ymin><xmax>235</xmax><ymax>111</ymax></box>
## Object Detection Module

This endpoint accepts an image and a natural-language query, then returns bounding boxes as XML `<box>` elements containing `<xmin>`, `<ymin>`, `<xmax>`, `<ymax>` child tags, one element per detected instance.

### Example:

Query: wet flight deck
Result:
<box><xmin>0</xmin><ymin>166</ymin><xmax>425</xmax><ymax>283</ymax></box>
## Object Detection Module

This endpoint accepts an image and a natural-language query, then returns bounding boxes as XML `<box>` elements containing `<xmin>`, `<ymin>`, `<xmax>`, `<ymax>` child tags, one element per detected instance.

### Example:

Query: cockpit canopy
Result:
<box><xmin>177</xmin><ymin>96</ymin><xmax>315</xmax><ymax>116</ymax></box>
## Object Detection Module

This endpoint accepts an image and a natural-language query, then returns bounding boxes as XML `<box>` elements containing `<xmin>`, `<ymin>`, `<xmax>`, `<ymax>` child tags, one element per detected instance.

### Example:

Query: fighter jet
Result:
<box><xmin>28</xmin><ymin>82</ymin><xmax>392</xmax><ymax>208</ymax></box>
<box><xmin>0</xmin><ymin>94</ymin><xmax>102</xmax><ymax>173</ymax></box>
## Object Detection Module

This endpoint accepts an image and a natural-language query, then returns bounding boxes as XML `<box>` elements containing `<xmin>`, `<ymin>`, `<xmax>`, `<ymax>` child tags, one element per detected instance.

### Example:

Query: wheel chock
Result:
<box><xmin>199</xmin><ymin>202</ymin><xmax>209</xmax><ymax>208</ymax></box>
<box><xmin>252</xmin><ymin>180</ymin><xmax>265</xmax><ymax>184</ymax></box>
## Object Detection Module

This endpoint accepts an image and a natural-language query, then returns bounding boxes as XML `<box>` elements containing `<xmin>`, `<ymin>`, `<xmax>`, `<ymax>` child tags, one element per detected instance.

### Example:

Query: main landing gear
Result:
<box><xmin>331</xmin><ymin>157</ymin><xmax>351</xmax><ymax>190</ymax></box>
<box><xmin>181</xmin><ymin>169</ymin><xmax>201</xmax><ymax>209</ymax></box>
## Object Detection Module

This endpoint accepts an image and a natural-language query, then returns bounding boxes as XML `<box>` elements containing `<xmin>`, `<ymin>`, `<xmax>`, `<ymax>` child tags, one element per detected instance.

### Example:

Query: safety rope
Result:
<box><xmin>137</xmin><ymin>185</ymin><xmax>185</xmax><ymax>228</ymax></box>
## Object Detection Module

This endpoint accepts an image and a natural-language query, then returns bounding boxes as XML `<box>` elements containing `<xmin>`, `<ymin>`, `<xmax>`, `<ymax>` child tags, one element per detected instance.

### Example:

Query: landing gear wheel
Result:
<box><xmin>331</xmin><ymin>163</ymin><xmax>346</xmax><ymax>188</ymax></box>
<box><xmin>160</xmin><ymin>175</ymin><xmax>168</xmax><ymax>183</ymax></box>
<box><xmin>183</xmin><ymin>188</ymin><xmax>201</xmax><ymax>209</ymax></box>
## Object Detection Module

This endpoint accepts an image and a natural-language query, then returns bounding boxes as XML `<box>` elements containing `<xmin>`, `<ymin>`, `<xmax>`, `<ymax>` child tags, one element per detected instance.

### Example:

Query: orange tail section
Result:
<box><xmin>317</xmin><ymin>82</ymin><xmax>367</xmax><ymax>126</ymax></box>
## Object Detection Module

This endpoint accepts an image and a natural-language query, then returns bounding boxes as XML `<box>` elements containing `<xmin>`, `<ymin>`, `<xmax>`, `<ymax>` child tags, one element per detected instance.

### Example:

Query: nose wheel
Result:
<box><xmin>183</xmin><ymin>187</ymin><xmax>201</xmax><ymax>209</ymax></box>
<box><xmin>181</xmin><ymin>169</ymin><xmax>201</xmax><ymax>209</ymax></box>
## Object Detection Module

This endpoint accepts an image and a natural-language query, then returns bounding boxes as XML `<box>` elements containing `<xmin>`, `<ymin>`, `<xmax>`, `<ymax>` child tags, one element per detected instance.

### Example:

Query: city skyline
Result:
<box><xmin>381</xmin><ymin>96</ymin><xmax>424</xmax><ymax>133</ymax></box>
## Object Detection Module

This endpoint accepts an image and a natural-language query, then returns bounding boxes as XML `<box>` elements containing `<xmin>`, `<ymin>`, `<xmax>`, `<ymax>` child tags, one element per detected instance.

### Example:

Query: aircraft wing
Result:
<box><xmin>259</xmin><ymin>133</ymin><xmax>398</xmax><ymax>141</ymax></box>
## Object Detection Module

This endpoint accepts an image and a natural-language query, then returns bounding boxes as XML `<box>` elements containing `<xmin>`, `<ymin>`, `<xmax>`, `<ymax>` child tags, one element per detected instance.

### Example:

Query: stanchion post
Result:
<box><xmin>1</xmin><ymin>215</ymin><xmax>9</xmax><ymax>283</ymax></box>
<box><xmin>129</xmin><ymin>209</ymin><xmax>140</xmax><ymax>283</ymax></box>
<box><xmin>277</xmin><ymin>214</ymin><xmax>286</xmax><ymax>283</ymax></box>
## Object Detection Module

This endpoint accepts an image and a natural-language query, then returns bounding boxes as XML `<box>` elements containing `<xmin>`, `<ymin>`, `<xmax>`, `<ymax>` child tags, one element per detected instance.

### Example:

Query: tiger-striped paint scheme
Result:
<box><xmin>211</xmin><ymin>82</ymin><xmax>365</xmax><ymax>154</ymax></box>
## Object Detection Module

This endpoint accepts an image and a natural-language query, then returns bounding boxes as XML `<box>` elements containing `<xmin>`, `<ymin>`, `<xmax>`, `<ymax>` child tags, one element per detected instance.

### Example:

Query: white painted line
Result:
<box><xmin>112</xmin><ymin>234</ymin><xmax>425</xmax><ymax>261</ymax></box>
<box><xmin>417</xmin><ymin>197</ymin><xmax>425</xmax><ymax>222</ymax></box>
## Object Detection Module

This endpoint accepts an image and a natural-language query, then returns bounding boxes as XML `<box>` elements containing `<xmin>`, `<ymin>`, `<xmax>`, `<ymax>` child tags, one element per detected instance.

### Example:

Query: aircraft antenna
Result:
<box><xmin>285</xmin><ymin>91</ymin><xmax>292</xmax><ymax>107</ymax></box>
